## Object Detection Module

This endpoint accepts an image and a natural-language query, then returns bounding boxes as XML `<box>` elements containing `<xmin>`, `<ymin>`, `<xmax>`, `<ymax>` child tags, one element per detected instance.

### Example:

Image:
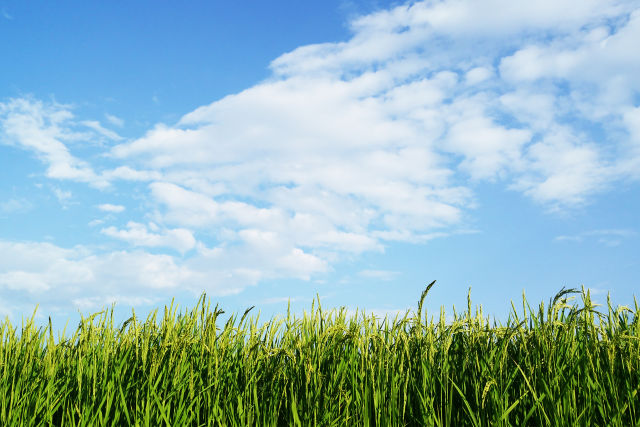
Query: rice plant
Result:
<box><xmin>0</xmin><ymin>282</ymin><xmax>638</xmax><ymax>426</ymax></box>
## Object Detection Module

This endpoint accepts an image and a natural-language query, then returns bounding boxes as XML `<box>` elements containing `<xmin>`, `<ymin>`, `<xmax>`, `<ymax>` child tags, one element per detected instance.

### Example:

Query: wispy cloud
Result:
<box><xmin>105</xmin><ymin>113</ymin><xmax>124</xmax><ymax>128</ymax></box>
<box><xmin>0</xmin><ymin>198</ymin><xmax>32</xmax><ymax>214</ymax></box>
<box><xmin>555</xmin><ymin>229</ymin><xmax>637</xmax><ymax>246</ymax></box>
<box><xmin>0</xmin><ymin>98</ymin><xmax>110</xmax><ymax>188</ymax></box>
<box><xmin>52</xmin><ymin>187</ymin><xmax>72</xmax><ymax>207</ymax></box>
<box><xmin>81</xmin><ymin>120</ymin><xmax>123</xmax><ymax>141</ymax></box>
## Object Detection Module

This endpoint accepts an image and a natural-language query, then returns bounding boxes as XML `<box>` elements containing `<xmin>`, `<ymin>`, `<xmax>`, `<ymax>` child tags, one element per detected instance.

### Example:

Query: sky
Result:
<box><xmin>1</xmin><ymin>0</ymin><xmax>639</xmax><ymax>331</ymax></box>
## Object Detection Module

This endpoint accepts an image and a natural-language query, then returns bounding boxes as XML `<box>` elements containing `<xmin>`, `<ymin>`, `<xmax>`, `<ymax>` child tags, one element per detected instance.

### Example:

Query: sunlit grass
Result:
<box><xmin>1</xmin><ymin>281</ymin><xmax>638</xmax><ymax>426</ymax></box>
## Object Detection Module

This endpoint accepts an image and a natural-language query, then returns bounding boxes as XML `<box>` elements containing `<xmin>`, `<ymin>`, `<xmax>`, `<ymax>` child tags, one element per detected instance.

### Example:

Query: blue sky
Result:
<box><xmin>1</xmin><ymin>0</ymin><xmax>639</xmax><ymax>330</ymax></box>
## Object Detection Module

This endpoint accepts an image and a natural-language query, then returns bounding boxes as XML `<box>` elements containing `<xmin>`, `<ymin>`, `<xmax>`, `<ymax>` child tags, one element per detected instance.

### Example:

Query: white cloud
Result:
<box><xmin>53</xmin><ymin>187</ymin><xmax>72</xmax><ymax>205</ymax></box>
<box><xmin>102</xmin><ymin>166</ymin><xmax>162</xmax><ymax>182</ymax></box>
<box><xmin>0</xmin><ymin>240</ymin><xmax>195</xmax><ymax>315</ymax></box>
<box><xmin>71</xmin><ymin>295</ymin><xmax>155</xmax><ymax>312</ymax></box>
<box><xmin>148</xmin><ymin>181</ymin><xmax>382</xmax><ymax>254</ymax></box>
<box><xmin>619</xmin><ymin>106</ymin><xmax>640</xmax><ymax>179</ymax></box>
<box><xmin>110</xmin><ymin>1</ymin><xmax>640</xmax><ymax>236</ymax></box>
<box><xmin>115</xmin><ymin>71</ymin><xmax>469</xmax><ymax>247</ymax></box>
<box><xmin>98</xmin><ymin>203</ymin><xmax>125</xmax><ymax>213</ymax></box>
<box><xmin>105</xmin><ymin>113</ymin><xmax>124</xmax><ymax>127</ymax></box>
<box><xmin>465</xmin><ymin>67</ymin><xmax>493</xmax><ymax>85</ymax></box>
<box><xmin>81</xmin><ymin>120</ymin><xmax>123</xmax><ymax>141</ymax></box>
<box><xmin>499</xmin><ymin>9</ymin><xmax>640</xmax><ymax>112</ymax></box>
<box><xmin>0</xmin><ymin>198</ymin><xmax>32</xmax><ymax>214</ymax></box>
<box><xmin>3</xmin><ymin>0</ymin><xmax>640</xmax><ymax>312</ymax></box>
<box><xmin>101</xmin><ymin>1</ymin><xmax>640</xmax><ymax>298</ymax></box>
<box><xmin>0</xmin><ymin>271</ymin><xmax>51</xmax><ymax>293</ymax></box>
<box><xmin>0</xmin><ymin>98</ymin><xmax>109</xmax><ymax>188</ymax></box>
<box><xmin>499</xmin><ymin>90</ymin><xmax>557</xmax><ymax>130</ymax></box>
<box><xmin>555</xmin><ymin>229</ymin><xmax>637</xmax><ymax>246</ymax></box>
<box><xmin>101</xmin><ymin>221</ymin><xmax>196</xmax><ymax>254</ymax></box>
<box><xmin>0</xmin><ymin>231</ymin><xmax>330</xmax><ymax>317</ymax></box>
<box><xmin>0</xmin><ymin>234</ymin><xmax>327</xmax><ymax>311</ymax></box>
<box><xmin>443</xmin><ymin>106</ymin><xmax>532</xmax><ymax>180</ymax></box>
<box><xmin>275</xmin><ymin>247</ymin><xmax>328</xmax><ymax>280</ymax></box>
<box><xmin>511</xmin><ymin>128</ymin><xmax>612</xmax><ymax>208</ymax></box>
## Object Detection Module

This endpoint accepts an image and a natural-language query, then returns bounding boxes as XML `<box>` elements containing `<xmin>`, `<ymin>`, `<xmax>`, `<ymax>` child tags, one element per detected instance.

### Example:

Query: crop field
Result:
<box><xmin>0</xmin><ymin>281</ymin><xmax>638</xmax><ymax>426</ymax></box>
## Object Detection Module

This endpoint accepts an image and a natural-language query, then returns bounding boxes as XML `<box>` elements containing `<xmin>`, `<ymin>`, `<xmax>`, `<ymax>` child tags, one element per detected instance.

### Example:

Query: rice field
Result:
<box><xmin>0</xmin><ymin>281</ymin><xmax>638</xmax><ymax>426</ymax></box>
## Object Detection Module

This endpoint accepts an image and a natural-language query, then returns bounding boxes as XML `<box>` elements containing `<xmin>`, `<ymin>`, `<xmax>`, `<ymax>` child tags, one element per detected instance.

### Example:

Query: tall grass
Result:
<box><xmin>0</xmin><ymin>282</ymin><xmax>638</xmax><ymax>426</ymax></box>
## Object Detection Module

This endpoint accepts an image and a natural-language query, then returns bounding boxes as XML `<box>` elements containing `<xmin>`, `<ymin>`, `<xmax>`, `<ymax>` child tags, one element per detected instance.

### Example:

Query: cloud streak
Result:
<box><xmin>555</xmin><ymin>229</ymin><xmax>637</xmax><ymax>246</ymax></box>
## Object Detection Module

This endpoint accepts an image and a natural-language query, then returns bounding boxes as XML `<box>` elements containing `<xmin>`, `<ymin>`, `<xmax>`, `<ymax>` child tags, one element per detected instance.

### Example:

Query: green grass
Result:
<box><xmin>1</xmin><ymin>282</ymin><xmax>639</xmax><ymax>426</ymax></box>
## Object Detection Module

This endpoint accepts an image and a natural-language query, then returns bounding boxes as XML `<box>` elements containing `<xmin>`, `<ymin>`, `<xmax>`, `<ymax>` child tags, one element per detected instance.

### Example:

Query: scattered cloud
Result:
<box><xmin>97</xmin><ymin>203</ymin><xmax>125</xmax><ymax>213</ymax></box>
